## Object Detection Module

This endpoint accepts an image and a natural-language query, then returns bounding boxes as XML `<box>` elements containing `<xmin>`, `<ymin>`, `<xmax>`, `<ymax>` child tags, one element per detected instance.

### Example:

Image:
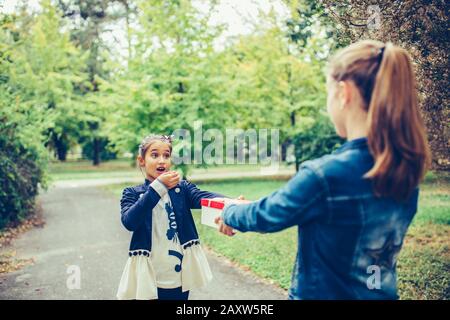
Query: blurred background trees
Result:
<box><xmin>0</xmin><ymin>1</ymin><xmax>86</xmax><ymax>227</ymax></box>
<box><xmin>1</xmin><ymin>0</ymin><xmax>447</xmax><ymax>226</ymax></box>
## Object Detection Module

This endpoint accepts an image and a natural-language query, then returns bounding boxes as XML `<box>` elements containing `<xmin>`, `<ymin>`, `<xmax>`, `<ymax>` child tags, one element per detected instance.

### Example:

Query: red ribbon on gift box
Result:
<box><xmin>201</xmin><ymin>198</ymin><xmax>225</xmax><ymax>210</ymax></box>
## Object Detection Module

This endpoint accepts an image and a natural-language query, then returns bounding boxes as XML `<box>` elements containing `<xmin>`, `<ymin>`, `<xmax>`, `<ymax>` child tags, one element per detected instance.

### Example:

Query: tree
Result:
<box><xmin>285</xmin><ymin>0</ymin><xmax>349</xmax><ymax>51</ymax></box>
<box><xmin>103</xmin><ymin>0</ymin><xmax>227</xmax><ymax>177</ymax></box>
<box><xmin>0</xmin><ymin>1</ymin><xmax>85</xmax><ymax>226</ymax></box>
<box><xmin>57</xmin><ymin>0</ymin><xmax>132</xmax><ymax>164</ymax></box>
<box><xmin>1</xmin><ymin>1</ymin><xmax>88</xmax><ymax>162</ymax></box>
<box><xmin>320</xmin><ymin>0</ymin><xmax>449</xmax><ymax>170</ymax></box>
<box><xmin>266</xmin><ymin>1</ymin><xmax>345</xmax><ymax>166</ymax></box>
<box><xmin>104</xmin><ymin>0</ymin><xmax>340</xmax><ymax>174</ymax></box>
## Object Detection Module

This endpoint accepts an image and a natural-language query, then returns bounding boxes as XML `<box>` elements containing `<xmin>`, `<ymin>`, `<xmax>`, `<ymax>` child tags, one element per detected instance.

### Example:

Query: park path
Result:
<box><xmin>0</xmin><ymin>183</ymin><xmax>288</xmax><ymax>300</ymax></box>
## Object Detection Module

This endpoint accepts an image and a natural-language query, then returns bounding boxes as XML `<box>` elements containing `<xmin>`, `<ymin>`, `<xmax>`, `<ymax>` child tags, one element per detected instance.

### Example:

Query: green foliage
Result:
<box><xmin>1</xmin><ymin>0</ymin><xmax>344</xmax><ymax>227</ymax></box>
<box><xmin>2</xmin><ymin>1</ymin><xmax>89</xmax><ymax>160</ymax></box>
<box><xmin>320</xmin><ymin>0</ymin><xmax>449</xmax><ymax>170</ymax></box>
<box><xmin>292</xmin><ymin>112</ymin><xmax>344</xmax><ymax>166</ymax></box>
<box><xmin>0</xmin><ymin>116</ymin><xmax>44</xmax><ymax>229</ymax></box>
<box><xmin>0</xmin><ymin>1</ymin><xmax>86</xmax><ymax>228</ymax></box>
<box><xmin>57</xmin><ymin>0</ymin><xmax>132</xmax><ymax>165</ymax></box>
<box><xmin>285</xmin><ymin>0</ymin><xmax>350</xmax><ymax>51</ymax></box>
<box><xmin>101</xmin><ymin>0</ymin><xmax>238</xmax><ymax>176</ymax></box>
<box><xmin>103</xmin><ymin>1</ymin><xmax>336</xmax><ymax>173</ymax></box>
<box><xmin>81</xmin><ymin>137</ymin><xmax>117</xmax><ymax>161</ymax></box>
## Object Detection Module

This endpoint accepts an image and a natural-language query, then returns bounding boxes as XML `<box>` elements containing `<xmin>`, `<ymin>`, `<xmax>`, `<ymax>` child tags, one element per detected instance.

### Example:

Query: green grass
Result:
<box><xmin>49</xmin><ymin>159</ymin><xmax>294</xmax><ymax>181</ymax></box>
<box><xmin>105</xmin><ymin>172</ymin><xmax>449</xmax><ymax>300</ymax></box>
<box><xmin>396</xmin><ymin>172</ymin><xmax>450</xmax><ymax>299</ymax></box>
<box><xmin>397</xmin><ymin>223</ymin><xmax>449</xmax><ymax>299</ymax></box>
<box><xmin>48</xmin><ymin>159</ymin><xmax>138</xmax><ymax>180</ymax></box>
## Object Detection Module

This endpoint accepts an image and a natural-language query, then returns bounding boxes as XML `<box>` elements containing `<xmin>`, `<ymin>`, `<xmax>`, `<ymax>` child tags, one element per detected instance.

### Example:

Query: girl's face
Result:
<box><xmin>138</xmin><ymin>140</ymin><xmax>172</xmax><ymax>181</ymax></box>
<box><xmin>326</xmin><ymin>75</ymin><xmax>347</xmax><ymax>138</ymax></box>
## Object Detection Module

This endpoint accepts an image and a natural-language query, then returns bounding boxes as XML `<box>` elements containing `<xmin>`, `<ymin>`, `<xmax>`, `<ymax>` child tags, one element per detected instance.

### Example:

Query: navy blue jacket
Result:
<box><xmin>223</xmin><ymin>137</ymin><xmax>419</xmax><ymax>299</ymax></box>
<box><xmin>120</xmin><ymin>179</ymin><xmax>222</xmax><ymax>253</ymax></box>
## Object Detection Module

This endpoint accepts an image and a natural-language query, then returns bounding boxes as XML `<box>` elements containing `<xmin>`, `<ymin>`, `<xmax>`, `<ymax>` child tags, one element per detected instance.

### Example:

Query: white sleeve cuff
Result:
<box><xmin>150</xmin><ymin>179</ymin><xmax>168</xmax><ymax>198</ymax></box>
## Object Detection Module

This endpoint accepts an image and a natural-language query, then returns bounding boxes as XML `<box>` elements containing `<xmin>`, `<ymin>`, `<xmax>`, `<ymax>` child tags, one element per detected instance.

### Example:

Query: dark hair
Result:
<box><xmin>138</xmin><ymin>134</ymin><xmax>173</xmax><ymax>158</ymax></box>
<box><xmin>329</xmin><ymin>40</ymin><xmax>431</xmax><ymax>201</ymax></box>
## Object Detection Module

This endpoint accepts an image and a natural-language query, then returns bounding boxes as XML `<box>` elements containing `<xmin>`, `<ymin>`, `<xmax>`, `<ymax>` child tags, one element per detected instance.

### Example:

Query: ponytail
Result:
<box><xmin>365</xmin><ymin>43</ymin><xmax>430</xmax><ymax>200</ymax></box>
<box><xmin>330</xmin><ymin>40</ymin><xmax>431</xmax><ymax>201</ymax></box>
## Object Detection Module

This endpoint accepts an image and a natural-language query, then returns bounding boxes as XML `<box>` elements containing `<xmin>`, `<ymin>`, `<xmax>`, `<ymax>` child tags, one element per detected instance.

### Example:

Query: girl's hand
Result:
<box><xmin>157</xmin><ymin>171</ymin><xmax>180</xmax><ymax>189</ymax></box>
<box><xmin>214</xmin><ymin>216</ymin><xmax>236</xmax><ymax>236</ymax></box>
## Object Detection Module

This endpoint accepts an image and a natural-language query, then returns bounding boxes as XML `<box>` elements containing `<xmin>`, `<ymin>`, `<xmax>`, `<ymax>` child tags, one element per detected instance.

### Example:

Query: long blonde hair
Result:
<box><xmin>329</xmin><ymin>40</ymin><xmax>431</xmax><ymax>201</ymax></box>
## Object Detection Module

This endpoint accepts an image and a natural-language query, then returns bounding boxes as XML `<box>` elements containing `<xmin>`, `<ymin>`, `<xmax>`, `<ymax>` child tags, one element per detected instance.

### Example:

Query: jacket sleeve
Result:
<box><xmin>120</xmin><ymin>185</ymin><xmax>162</xmax><ymax>231</ymax></box>
<box><xmin>183</xmin><ymin>180</ymin><xmax>225</xmax><ymax>209</ymax></box>
<box><xmin>222</xmin><ymin>165</ymin><xmax>326</xmax><ymax>233</ymax></box>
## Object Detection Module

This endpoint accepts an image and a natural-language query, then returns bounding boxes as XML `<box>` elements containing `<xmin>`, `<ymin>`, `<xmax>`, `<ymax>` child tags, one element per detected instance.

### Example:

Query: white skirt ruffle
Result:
<box><xmin>181</xmin><ymin>241</ymin><xmax>212</xmax><ymax>292</ymax></box>
<box><xmin>116</xmin><ymin>250</ymin><xmax>157</xmax><ymax>300</ymax></box>
<box><xmin>116</xmin><ymin>244</ymin><xmax>212</xmax><ymax>300</ymax></box>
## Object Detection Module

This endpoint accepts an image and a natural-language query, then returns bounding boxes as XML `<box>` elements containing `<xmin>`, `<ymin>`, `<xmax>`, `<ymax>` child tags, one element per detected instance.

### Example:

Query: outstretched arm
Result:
<box><xmin>183</xmin><ymin>180</ymin><xmax>225</xmax><ymax>209</ymax></box>
<box><xmin>221</xmin><ymin>166</ymin><xmax>326</xmax><ymax>233</ymax></box>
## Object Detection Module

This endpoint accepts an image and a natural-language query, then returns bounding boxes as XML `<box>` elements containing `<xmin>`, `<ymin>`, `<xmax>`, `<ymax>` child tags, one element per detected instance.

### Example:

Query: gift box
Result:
<box><xmin>200</xmin><ymin>198</ymin><xmax>225</xmax><ymax>229</ymax></box>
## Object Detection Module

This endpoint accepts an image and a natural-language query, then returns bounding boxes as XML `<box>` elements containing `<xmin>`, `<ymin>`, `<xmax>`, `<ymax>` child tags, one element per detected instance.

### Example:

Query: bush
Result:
<box><xmin>0</xmin><ymin>126</ymin><xmax>44</xmax><ymax>229</ymax></box>
<box><xmin>292</xmin><ymin>113</ymin><xmax>344</xmax><ymax>169</ymax></box>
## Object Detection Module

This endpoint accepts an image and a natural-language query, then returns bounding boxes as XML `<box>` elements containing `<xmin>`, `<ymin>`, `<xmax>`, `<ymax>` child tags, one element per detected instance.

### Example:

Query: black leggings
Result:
<box><xmin>157</xmin><ymin>287</ymin><xmax>189</xmax><ymax>300</ymax></box>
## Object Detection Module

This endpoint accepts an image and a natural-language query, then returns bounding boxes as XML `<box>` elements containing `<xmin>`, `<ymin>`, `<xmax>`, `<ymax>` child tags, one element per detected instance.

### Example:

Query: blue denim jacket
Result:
<box><xmin>222</xmin><ymin>137</ymin><xmax>418</xmax><ymax>300</ymax></box>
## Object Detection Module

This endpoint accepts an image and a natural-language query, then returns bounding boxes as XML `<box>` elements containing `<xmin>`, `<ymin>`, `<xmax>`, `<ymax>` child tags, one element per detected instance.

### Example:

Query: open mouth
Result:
<box><xmin>156</xmin><ymin>167</ymin><xmax>166</xmax><ymax>173</ymax></box>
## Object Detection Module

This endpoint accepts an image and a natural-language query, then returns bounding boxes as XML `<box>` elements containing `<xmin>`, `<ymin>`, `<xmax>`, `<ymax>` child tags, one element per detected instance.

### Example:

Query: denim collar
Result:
<box><xmin>334</xmin><ymin>137</ymin><xmax>368</xmax><ymax>154</ymax></box>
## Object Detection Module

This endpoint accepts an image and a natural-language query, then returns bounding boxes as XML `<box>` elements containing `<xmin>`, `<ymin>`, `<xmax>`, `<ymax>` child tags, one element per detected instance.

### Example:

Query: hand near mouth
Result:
<box><xmin>157</xmin><ymin>171</ymin><xmax>180</xmax><ymax>189</ymax></box>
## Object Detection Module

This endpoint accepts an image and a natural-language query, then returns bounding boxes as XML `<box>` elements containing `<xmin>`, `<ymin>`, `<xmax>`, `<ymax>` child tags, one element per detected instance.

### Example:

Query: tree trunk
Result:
<box><xmin>93</xmin><ymin>137</ymin><xmax>100</xmax><ymax>166</ymax></box>
<box><xmin>53</xmin><ymin>133</ymin><xmax>68</xmax><ymax>161</ymax></box>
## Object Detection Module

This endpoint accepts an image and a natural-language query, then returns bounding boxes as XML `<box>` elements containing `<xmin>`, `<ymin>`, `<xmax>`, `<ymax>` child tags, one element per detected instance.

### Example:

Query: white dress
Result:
<box><xmin>116</xmin><ymin>180</ymin><xmax>212</xmax><ymax>300</ymax></box>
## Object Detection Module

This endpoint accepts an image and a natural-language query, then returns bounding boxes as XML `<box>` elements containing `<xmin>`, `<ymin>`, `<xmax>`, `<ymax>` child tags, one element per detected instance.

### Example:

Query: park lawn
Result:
<box><xmin>48</xmin><ymin>159</ymin><xmax>139</xmax><ymax>180</ymax></box>
<box><xmin>49</xmin><ymin>159</ymin><xmax>293</xmax><ymax>181</ymax></box>
<box><xmin>105</xmin><ymin>172</ymin><xmax>449</xmax><ymax>300</ymax></box>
